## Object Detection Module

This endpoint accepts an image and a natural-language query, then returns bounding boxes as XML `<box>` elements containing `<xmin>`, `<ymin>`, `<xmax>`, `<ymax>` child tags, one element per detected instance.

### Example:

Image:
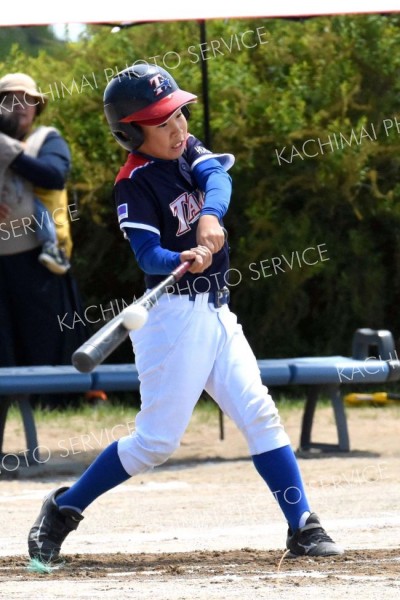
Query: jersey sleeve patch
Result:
<box><xmin>117</xmin><ymin>203</ymin><xmax>129</xmax><ymax>222</ymax></box>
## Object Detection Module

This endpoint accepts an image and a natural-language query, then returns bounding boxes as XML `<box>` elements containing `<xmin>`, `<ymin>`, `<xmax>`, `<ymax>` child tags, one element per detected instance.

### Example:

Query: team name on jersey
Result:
<box><xmin>170</xmin><ymin>191</ymin><xmax>205</xmax><ymax>235</ymax></box>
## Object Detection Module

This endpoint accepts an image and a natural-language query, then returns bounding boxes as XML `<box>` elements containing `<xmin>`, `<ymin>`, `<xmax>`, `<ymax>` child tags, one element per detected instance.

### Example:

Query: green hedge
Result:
<box><xmin>2</xmin><ymin>15</ymin><xmax>400</xmax><ymax>360</ymax></box>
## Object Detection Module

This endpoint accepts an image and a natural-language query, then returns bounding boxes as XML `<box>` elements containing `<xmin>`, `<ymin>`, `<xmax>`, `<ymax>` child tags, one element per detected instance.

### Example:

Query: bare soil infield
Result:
<box><xmin>1</xmin><ymin>401</ymin><xmax>400</xmax><ymax>599</ymax></box>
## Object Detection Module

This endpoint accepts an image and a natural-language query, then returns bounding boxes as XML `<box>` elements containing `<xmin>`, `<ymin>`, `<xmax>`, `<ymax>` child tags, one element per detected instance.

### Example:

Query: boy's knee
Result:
<box><xmin>117</xmin><ymin>434</ymin><xmax>180</xmax><ymax>475</ymax></box>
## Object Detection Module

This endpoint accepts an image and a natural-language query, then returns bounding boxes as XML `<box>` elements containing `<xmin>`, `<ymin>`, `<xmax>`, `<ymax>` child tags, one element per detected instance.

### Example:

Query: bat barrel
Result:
<box><xmin>72</xmin><ymin>314</ymin><xmax>129</xmax><ymax>373</ymax></box>
<box><xmin>72</xmin><ymin>344</ymin><xmax>108</xmax><ymax>373</ymax></box>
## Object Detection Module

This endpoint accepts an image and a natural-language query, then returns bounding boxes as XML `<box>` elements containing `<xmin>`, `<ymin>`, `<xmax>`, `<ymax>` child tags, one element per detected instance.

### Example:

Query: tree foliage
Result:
<box><xmin>0</xmin><ymin>26</ymin><xmax>62</xmax><ymax>59</ymax></box>
<box><xmin>1</xmin><ymin>15</ymin><xmax>400</xmax><ymax>359</ymax></box>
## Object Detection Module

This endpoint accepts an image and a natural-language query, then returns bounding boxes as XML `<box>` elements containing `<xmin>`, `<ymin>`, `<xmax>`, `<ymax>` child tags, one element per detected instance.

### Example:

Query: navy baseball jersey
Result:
<box><xmin>113</xmin><ymin>134</ymin><xmax>234</xmax><ymax>294</ymax></box>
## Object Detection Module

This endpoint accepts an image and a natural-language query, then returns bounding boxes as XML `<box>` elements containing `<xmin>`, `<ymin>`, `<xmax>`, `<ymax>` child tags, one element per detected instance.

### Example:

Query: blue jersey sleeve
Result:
<box><xmin>193</xmin><ymin>158</ymin><xmax>232</xmax><ymax>221</ymax></box>
<box><xmin>126</xmin><ymin>228</ymin><xmax>181</xmax><ymax>275</ymax></box>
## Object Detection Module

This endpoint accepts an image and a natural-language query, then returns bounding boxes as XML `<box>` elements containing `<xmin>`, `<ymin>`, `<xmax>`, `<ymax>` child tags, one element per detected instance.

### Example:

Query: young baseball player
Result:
<box><xmin>28</xmin><ymin>64</ymin><xmax>343</xmax><ymax>562</ymax></box>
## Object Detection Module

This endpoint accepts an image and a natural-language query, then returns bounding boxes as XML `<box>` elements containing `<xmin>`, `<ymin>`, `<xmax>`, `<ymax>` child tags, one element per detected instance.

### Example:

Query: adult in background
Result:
<box><xmin>0</xmin><ymin>73</ymin><xmax>87</xmax><ymax>408</ymax></box>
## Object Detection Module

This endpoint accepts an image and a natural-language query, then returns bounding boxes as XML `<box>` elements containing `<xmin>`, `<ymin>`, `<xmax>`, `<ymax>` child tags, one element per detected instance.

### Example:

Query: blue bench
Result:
<box><xmin>1</xmin><ymin>328</ymin><xmax>399</xmax><ymax>465</ymax></box>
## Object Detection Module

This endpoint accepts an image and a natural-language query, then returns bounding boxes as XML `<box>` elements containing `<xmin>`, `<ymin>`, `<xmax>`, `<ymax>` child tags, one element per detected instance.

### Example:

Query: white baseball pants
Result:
<box><xmin>118</xmin><ymin>292</ymin><xmax>290</xmax><ymax>476</ymax></box>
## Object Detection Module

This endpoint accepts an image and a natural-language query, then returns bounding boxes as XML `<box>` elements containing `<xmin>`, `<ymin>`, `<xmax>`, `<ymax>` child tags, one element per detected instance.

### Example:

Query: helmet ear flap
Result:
<box><xmin>129</xmin><ymin>123</ymin><xmax>144</xmax><ymax>150</ymax></box>
<box><xmin>182</xmin><ymin>105</ymin><xmax>190</xmax><ymax>120</ymax></box>
<box><xmin>112</xmin><ymin>123</ymin><xmax>144</xmax><ymax>152</ymax></box>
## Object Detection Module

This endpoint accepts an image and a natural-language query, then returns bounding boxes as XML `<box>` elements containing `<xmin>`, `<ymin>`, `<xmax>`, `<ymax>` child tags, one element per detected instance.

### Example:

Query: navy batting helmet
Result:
<box><xmin>103</xmin><ymin>63</ymin><xmax>197</xmax><ymax>151</ymax></box>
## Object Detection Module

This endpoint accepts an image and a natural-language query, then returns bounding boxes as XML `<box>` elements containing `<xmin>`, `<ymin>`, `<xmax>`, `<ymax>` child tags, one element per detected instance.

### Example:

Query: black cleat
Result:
<box><xmin>286</xmin><ymin>513</ymin><xmax>344</xmax><ymax>557</ymax></box>
<box><xmin>28</xmin><ymin>487</ymin><xmax>83</xmax><ymax>562</ymax></box>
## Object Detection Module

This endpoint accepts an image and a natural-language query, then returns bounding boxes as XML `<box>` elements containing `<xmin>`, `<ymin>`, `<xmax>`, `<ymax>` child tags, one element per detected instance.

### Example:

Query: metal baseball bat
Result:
<box><xmin>72</xmin><ymin>260</ymin><xmax>192</xmax><ymax>373</ymax></box>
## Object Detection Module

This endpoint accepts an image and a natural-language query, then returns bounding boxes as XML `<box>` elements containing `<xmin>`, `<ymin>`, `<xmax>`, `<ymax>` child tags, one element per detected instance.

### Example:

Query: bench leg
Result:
<box><xmin>18</xmin><ymin>395</ymin><xmax>39</xmax><ymax>464</ymax></box>
<box><xmin>0</xmin><ymin>396</ymin><xmax>12</xmax><ymax>456</ymax></box>
<box><xmin>0</xmin><ymin>395</ymin><xmax>38</xmax><ymax>466</ymax></box>
<box><xmin>218</xmin><ymin>407</ymin><xmax>225</xmax><ymax>440</ymax></box>
<box><xmin>329</xmin><ymin>386</ymin><xmax>350</xmax><ymax>452</ymax></box>
<box><xmin>299</xmin><ymin>387</ymin><xmax>318</xmax><ymax>450</ymax></box>
<box><xmin>298</xmin><ymin>386</ymin><xmax>350</xmax><ymax>452</ymax></box>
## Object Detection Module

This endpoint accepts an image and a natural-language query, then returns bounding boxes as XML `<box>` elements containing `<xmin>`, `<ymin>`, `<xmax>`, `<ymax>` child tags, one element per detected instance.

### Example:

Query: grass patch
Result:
<box><xmin>36</xmin><ymin>402</ymin><xmax>138</xmax><ymax>426</ymax></box>
<box><xmin>4</xmin><ymin>393</ymin><xmax>332</xmax><ymax>437</ymax></box>
<box><xmin>274</xmin><ymin>393</ymin><xmax>331</xmax><ymax>413</ymax></box>
<box><xmin>6</xmin><ymin>394</ymin><xmax>316</xmax><ymax>419</ymax></box>
<box><xmin>2</xmin><ymin>400</ymin><xmax>140</xmax><ymax>461</ymax></box>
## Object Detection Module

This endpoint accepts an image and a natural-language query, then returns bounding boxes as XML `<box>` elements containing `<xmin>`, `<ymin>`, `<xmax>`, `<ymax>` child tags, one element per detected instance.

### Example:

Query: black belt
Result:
<box><xmin>188</xmin><ymin>286</ymin><xmax>230</xmax><ymax>308</ymax></box>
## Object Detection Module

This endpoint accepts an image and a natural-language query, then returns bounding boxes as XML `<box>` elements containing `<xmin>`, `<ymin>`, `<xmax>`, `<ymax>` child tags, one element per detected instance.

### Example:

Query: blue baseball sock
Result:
<box><xmin>56</xmin><ymin>441</ymin><xmax>130</xmax><ymax>512</ymax></box>
<box><xmin>252</xmin><ymin>445</ymin><xmax>311</xmax><ymax>531</ymax></box>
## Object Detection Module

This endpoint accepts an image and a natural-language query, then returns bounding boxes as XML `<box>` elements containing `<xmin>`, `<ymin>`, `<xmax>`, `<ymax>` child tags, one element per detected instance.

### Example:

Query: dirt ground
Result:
<box><xmin>1</xmin><ymin>401</ymin><xmax>400</xmax><ymax>599</ymax></box>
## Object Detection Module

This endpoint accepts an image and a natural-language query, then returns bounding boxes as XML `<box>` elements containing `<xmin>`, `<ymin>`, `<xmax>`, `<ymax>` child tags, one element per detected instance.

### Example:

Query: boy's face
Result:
<box><xmin>137</xmin><ymin>108</ymin><xmax>188</xmax><ymax>160</ymax></box>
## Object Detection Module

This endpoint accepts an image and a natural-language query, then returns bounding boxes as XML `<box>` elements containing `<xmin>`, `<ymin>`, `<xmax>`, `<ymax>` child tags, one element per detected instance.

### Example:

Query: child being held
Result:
<box><xmin>0</xmin><ymin>111</ymin><xmax>70</xmax><ymax>274</ymax></box>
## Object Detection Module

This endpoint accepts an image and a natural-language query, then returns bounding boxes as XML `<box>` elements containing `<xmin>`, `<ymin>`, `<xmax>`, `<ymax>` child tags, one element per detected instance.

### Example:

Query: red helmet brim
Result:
<box><xmin>120</xmin><ymin>90</ymin><xmax>197</xmax><ymax>126</ymax></box>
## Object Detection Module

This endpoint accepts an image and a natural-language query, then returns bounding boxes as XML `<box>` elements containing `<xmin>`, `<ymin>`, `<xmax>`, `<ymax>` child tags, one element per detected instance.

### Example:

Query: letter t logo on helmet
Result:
<box><xmin>149</xmin><ymin>74</ymin><xmax>172</xmax><ymax>96</ymax></box>
<box><xmin>103</xmin><ymin>64</ymin><xmax>197</xmax><ymax>152</ymax></box>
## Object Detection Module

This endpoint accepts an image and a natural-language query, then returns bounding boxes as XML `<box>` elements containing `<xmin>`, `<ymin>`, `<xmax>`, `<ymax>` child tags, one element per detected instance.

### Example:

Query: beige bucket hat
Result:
<box><xmin>0</xmin><ymin>73</ymin><xmax>47</xmax><ymax>115</ymax></box>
